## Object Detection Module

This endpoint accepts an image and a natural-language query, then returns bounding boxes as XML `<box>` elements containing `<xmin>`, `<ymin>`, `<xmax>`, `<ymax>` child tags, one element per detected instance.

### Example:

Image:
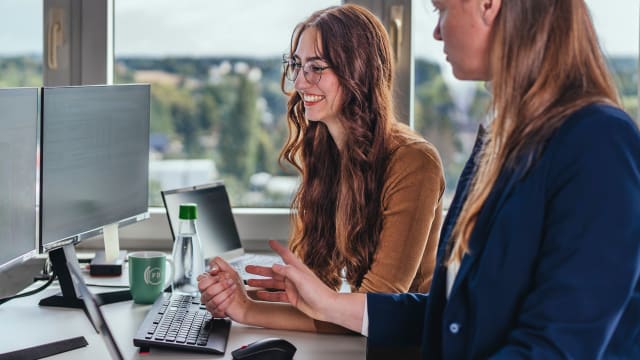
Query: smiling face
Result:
<box><xmin>432</xmin><ymin>0</ymin><xmax>496</xmax><ymax>81</ymax></box>
<box><xmin>293</xmin><ymin>27</ymin><xmax>344</xmax><ymax>131</ymax></box>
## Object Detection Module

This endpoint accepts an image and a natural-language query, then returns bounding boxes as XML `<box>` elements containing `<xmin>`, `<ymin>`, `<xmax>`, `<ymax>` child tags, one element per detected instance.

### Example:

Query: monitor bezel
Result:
<box><xmin>0</xmin><ymin>87</ymin><xmax>40</xmax><ymax>272</ymax></box>
<box><xmin>37</xmin><ymin>84</ymin><xmax>151</xmax><ymax>254</ymax></box>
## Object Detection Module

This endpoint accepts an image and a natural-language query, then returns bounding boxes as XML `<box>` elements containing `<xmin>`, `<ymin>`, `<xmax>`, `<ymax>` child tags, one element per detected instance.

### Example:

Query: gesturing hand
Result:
<box><xmin>246</xmin><ymin>264</ymin><xmax>286</xmax><ymax>293</ymax></box>
<box><xmin>260</xmin><ymin>240</ymin><xmax>338</xmax><ymax>322</ymax></box>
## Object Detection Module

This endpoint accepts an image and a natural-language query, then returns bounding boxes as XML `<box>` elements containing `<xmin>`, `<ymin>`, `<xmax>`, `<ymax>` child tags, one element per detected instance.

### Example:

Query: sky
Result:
<box><xmin>0</xmin><ymin>0</ymin><xmax>638</xmax><ymax>61</ymax></box>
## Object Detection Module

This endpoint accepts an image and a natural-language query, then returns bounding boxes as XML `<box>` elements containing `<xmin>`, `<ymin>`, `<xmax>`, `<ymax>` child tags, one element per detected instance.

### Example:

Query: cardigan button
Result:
<box><xmin>449</xmin><ymin>322</ymin><xmax>460</xmax><ymax>334</ymax></box>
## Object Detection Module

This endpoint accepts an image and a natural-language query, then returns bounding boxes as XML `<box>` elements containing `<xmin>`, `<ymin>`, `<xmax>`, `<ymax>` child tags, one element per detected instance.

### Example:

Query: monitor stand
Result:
<box><xmin>90</xmin><ymin>223</ymin><xmax>126</xmax><ymax>276</ymax></box>
<box><xmin>39</xmin><ymin>244</ymin><xmax>131</xmax><ymax>309</ymax></box>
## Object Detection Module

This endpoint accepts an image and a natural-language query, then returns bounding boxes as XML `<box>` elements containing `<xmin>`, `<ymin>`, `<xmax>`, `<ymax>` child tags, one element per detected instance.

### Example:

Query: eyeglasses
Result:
<box><xmin>282</xmin><ymin>55</ymin><xmax>330</xmax><ymax>85</ymax></box>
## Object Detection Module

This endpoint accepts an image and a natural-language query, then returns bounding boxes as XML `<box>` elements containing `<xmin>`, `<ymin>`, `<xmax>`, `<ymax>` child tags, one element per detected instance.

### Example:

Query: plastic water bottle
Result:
<box><xmin>171</xmin><ymin>203</ymin><xmax>204</xmax><ymax>296</ymax></box>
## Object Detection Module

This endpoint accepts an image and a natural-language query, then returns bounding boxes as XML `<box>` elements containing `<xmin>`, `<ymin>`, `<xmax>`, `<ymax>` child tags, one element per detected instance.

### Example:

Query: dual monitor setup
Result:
<box><xmin>0</xmin><ymin>84</ymin><xmax>299</xmax><ymax>359</ymax></box>
<box><xmin>0</xmin><ymin>84</ymin><xmax>150</xmax><ymax>309</ymax></box>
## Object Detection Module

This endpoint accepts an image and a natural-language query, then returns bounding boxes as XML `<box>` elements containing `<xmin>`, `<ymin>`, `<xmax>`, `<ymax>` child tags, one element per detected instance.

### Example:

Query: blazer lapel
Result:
<box><xmin>447</xmin><ymin>161</ymin><xmax>526</xmax><ymax>298</ymax></box>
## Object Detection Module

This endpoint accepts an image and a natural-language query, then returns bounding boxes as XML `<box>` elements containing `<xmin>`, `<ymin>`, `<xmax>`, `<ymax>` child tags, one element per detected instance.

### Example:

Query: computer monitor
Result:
<box><xmin>0</xmin><ymin>88</ymin><xmax>39</xmax><ymax>273</ymax></box>
<box><xmin>38</xmin><ymin>84</ymin><xmax>150</xmax><ymax>308</ymax></box>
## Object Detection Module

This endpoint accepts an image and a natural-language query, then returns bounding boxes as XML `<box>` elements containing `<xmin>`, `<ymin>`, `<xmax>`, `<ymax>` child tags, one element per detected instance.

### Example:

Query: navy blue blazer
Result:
<box><xmin>367</xmin><ymin>104</ymin><xmax>640</xmax><ymax>359</ymax></box>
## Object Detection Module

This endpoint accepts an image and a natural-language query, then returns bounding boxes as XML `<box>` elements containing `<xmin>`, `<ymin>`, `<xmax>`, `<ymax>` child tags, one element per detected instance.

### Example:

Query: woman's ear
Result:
<box><xmin>479</xmin><ymin>0</ymin><xmax>502</xmax><ymax>26</ymax></box>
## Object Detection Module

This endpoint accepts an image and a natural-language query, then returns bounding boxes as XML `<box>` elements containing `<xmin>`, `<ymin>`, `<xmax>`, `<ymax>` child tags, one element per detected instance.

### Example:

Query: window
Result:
<box><xmin>413</xmin><ymin>0</ymin><xmax>639</xmax><ymax>207</ymax></box>
<box><xmin>0</xmin><ymin>1</ymin><xmax>42</xmax><ymax>87</ymax></box>
<box><xmin>1</xmin><ymin>1</ymin><xmax>638</xmax><ymax>244</ymax></box>
<box><xmin>586</xmin><ymin>0</ymin><xmax>639</xmax><ymax>123</ymax></box>
<box><xmin>413</xmin><ymin>0</ymin><xmax>488</xmax><ymax>206</ymax></box>
<box><xmin>114</xmin><ymin>1</ymin><xmax>340</xmax><ymax>207</ymax></box>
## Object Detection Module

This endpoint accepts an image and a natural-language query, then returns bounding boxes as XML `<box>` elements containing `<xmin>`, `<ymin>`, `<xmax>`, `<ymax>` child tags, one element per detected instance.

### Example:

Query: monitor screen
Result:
<box><xmin>0</xmin><ymin>88</ymin><xmax>39</xmax><ymax>272</ymax></box>
<box><xmin>40</xmin><ymin>84</ymin><xmax>150</xmax><ymax>251</ymax></box>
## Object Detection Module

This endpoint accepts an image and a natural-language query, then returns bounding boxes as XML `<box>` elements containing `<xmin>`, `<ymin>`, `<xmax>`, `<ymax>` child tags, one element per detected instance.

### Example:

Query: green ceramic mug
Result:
<box><xmin>128</xmin><ymin>251</ymin><xmax>172</xmax><ymax>304</ymax></box>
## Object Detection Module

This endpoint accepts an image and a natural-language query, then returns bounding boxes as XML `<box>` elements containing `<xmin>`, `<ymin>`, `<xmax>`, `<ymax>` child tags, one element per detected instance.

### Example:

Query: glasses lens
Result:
<box><xmin>282</xmin><ymin>55</ymin><xmax>297</xmax><ymax>82</ymax></box>
<box><xmin>302</xmin><ymin>64</ymin><xmax>320</xmax><ymax>84</ymax></box>
<box><xmin>287</xmin><ymin>64</ymin><xmax>299</xmax><ymax>82</ymax></box>
<box><xmin>282</xmin><ymin>58</ymin><xmax>327</xmax><ymax>84</ymax></box>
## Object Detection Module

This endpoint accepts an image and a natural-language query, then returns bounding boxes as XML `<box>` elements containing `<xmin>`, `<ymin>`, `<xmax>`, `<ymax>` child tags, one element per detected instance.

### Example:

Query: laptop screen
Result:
<box><xmin>161</xmin><ymin>182</ymin><xmax>243</xmax><ymax>261</ymax></box>
<box><xmin>67</xmin><ymin>263</ymin><xmax>125</xmax><ymax>360</ymax></box>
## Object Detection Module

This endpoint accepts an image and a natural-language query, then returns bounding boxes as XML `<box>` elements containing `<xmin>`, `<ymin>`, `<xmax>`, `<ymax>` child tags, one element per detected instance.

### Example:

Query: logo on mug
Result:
<box><xmin>143</xmin><ymin>265</ymin><xmax>163</xmax><ymax>286</ymax></box>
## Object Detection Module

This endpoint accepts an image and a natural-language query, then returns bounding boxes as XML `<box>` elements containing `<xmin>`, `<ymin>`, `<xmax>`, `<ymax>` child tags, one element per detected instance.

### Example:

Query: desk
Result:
<box><xmin>0</xmin><ymin>282</ymin><xmax>366</xmax><ymax>359</ymax></box>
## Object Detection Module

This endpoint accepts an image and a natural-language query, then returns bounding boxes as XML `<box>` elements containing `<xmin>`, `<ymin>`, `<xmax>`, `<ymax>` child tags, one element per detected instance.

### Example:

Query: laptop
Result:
<box><xmin>161</xmin><ymin>181</ymin><xmax>282</xmax><ymax>281</ymax></box>
<box><xmin>68</xmin><ymin>262</ymin><xmax>126</xmax><ymax>360</ymax></box>
<box><xmin>69</xmin><ymin>261</ymin><xmax>231</xmax><ymax>356</ymax></box>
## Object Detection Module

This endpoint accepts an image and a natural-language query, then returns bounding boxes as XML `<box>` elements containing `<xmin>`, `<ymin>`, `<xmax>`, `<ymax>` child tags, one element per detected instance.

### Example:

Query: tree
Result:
<box><xmin>254</xmin><ymin>130</ymin><xmax>276</xmax><ymax>174</ymax></box>
<box><xmin>169</xmin><ymin>89</ymin><xmax>200</xmax><ymax>157</ymax></box>
<box><xmin>217</xmin><ymin>74</ymin><xmax>260</xmax><ymax>181</ymax></box>
<box><xmin>198</xmin><ymin>88</ymin><xmax>221</xmax><ymax>131</ymax></box>
<box><xmin>414</xmin><ymin>75</ymin><xmax>458</xmax><ymax>169</ymax></box>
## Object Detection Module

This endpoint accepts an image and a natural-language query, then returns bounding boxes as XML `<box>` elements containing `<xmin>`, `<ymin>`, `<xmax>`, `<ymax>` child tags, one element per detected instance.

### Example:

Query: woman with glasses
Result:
<box><xmin>201</xmin><ymin>0</ymin><xmax>640</xmax><ymax>357</ymax></box>
<box><xmin>198</xmin><ymin>4</ymin><xmax>445</xmax><ymax>333</ymax></box>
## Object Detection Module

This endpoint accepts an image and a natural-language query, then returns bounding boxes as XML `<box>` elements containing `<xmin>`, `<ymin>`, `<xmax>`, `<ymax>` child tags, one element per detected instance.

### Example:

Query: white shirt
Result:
<box><xmin>446</xmin><ymin>260</ymin><xmax>461</xmax><ymax>299</ymax></box>
<box><xmin>360</xmin><ymin>261</ymin><xmax>462</xmax><ymax>336</ymax></box>
<box><xmin>361</xmin><ymin>297</ymin><xmax>369</xmax><ymax>336</ymax></box>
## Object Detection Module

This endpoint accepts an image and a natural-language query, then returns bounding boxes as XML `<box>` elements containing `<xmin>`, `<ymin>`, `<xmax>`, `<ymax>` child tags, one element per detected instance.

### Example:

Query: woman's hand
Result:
<box><xmin>197</xmin><ymin>257</ymin><xmax>253</xmax><ymax>322</ymax></box>
<box><xmin>246</xmin><ymin>265</ymin><xmax>286</xmax><ymax>299</ymax></box>
<box><xmin>259</xmin><ymin>240</ymin><xmax>340</xmax><ymax>322</ymax></box>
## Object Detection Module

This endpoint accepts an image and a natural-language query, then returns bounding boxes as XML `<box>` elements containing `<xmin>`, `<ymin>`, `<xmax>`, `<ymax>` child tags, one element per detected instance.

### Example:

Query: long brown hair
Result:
<box><xmin>449</xmin><ymin>0</ymin><xmax>620</xmax><ymax>262</ymax></box>
<box><xmin>279</xmin><ymin>4</ymin><xmax>396</xmax><ymax>289</ymax></box>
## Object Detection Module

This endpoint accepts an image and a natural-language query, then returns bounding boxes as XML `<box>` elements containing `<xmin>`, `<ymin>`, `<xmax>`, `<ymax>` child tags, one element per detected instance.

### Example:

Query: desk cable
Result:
<box><xmin>0</xmin><ymin>274</ymin><xmax>56</xmax><ymax>306</ymax></box>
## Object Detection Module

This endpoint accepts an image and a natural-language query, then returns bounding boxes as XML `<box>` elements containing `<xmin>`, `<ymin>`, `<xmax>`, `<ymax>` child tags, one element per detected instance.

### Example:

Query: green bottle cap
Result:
<box><xmin>179</xmin><ymin>203</ymin><xmax>197</xmax><ymax>220</ymax></box>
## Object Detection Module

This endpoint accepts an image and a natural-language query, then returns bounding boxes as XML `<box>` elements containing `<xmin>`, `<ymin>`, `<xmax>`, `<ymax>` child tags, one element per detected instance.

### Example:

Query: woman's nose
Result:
<box><xmin>294</xmin><ymin>70</ymin><xmax>311</xmax><ymax>90</ymax></box>
<box><xmin>433</xmin><ymin>22</ymin><xmax>442</xmax><ymax>41</ymax></box>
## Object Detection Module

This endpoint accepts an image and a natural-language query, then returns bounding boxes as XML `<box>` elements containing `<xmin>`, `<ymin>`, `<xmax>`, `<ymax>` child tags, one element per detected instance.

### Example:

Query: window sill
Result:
<box><xmin>77</xmin><ymin>207</ymin><xmax>291</xmax><ymax>252</ymax></box>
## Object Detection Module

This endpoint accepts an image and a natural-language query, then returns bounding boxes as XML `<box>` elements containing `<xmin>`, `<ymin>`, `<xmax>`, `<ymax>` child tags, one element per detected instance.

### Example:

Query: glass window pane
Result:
<box><xmin>114</xmin><ymin>1</ymin><xmax>340</xmax><ymax>207</ymax></box>
<box><xmin>413</xmin><ymin>0</ymin><xmax>486</xmax><ymax>207</ymax></box>
<box><xmin>586</xmin><ymin>0</ymin><xmax>639</xmax><ymax>123</ymax></box>
<box><xmin>0</xmin><ymin>0</ymin><xmax>43</xmax><ymax>87</ymax></box>
<box><xmin>413</xmin><ymin>0</ymin><xmax>639</xmax><ymax>208</ymax></box>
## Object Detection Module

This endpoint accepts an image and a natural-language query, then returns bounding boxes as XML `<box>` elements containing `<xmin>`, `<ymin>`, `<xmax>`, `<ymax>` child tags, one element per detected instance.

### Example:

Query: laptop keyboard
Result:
<box><xmin>133</xmin><ymin>292</ymin><xmax>230</xmax><ymax>354</ymax></box>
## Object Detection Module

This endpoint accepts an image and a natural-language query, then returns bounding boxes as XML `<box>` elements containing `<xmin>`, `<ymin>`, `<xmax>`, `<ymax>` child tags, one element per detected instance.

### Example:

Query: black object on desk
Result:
<box><xmin>0</xmin><ymin>336</ymin><xmax>88</xmax><ymax>360</ymax></box>
<box><xmin>231</xmin><ymin>337</ymin><xmax>297</xmax><ymax>360</ymax></box>
<box><xmin>89</xmin><ymin>250</ymin><xmax>127</xmax><ymax>276</ymax></box>
<box><xmin>133</xmin><ymin>292</ymin><xmax>231</xmax><ymax>354</ymax></box>
<box><xmin>39</xmin><ymin>246</ymin><xmax>131</xmax><ymax>309</ymax></box>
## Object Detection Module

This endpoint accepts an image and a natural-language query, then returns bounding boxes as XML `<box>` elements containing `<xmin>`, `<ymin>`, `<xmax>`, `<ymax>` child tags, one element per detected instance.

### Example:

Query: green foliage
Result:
<box><xmin>170</xmin><ymin>90</ymin><xmax>201</xmax><ymax>156</ymax></box>
<box><xmin>3</xmin><ymin>54</ymin><xmax>636</xmax><ymax>206</ymax></box>
<box><xmin>149</xmin><ymin>179</ymin><xmax>163</xmax><ymax>206</ymax></box>
<box><xmin>217</xmin><ymin>74</ymin><xmax>260</xmax><ymax>181</ymax></box>
<box><xmin>414</xmin><ymin>73</ymin><xmax>459</xmax><ymax>171</ymax></box>
<box><xmin>255</xmin><ymin>130</ymin><xmax>277</xmax><ymax>174</ymax></box>
<box><xmin>0</xmin><ymin>56</ymin><xmax>42</xmax><ymax>87</ymax></box>
<box><xmin>415</xmin><ymin>58</ymin><xmax>442</xmax><ymax>85</ymax></box>
<box><xmin>468</xmin><ymin>84</ymin><xmax>491</xmax><ymax>122</ymax></box>
<box><xmin>197</xmin><ymin>90</ymin><xmax>220</xmax><ymax>131</ymax></box>
<box><xmin>608</xmin><ymin>58</ymin><xmax>638</xmax><ymax>98</ymax></box>
<box><xmin>149</xmin><ymin>84</ymin><xmax>177</xmax><ymax>135</ymax></box>
<box><xmin>622</xmin><ymin>96</ymin><xmax>638</xmax><ymax>123</ymax></box>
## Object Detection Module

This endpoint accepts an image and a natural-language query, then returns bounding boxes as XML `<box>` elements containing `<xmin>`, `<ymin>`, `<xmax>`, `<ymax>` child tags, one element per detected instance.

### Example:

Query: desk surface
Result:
<box><xmin>0</xmin><ymin>280</ymin><xmax>365</xmax><ymax>359</ymax></box>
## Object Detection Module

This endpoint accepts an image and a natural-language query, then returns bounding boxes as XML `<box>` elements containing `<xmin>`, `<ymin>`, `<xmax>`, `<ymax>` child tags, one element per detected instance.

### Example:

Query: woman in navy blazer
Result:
<box><xmin>200</xmin><ymin>0</ymin><xmax>640</xmax><ymax>358</ymax></box>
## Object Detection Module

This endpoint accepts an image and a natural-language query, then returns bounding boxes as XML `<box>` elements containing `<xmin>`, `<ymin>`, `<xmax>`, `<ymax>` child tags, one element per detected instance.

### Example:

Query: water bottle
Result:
<box><xmin>171</xmin><ymin>203</ymin><xmax>204</xmax><ymax>296</ymax></box>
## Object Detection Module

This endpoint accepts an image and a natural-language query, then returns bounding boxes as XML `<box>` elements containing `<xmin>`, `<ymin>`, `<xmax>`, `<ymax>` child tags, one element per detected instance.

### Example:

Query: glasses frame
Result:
<box><xmin>282</xmin><ymin>55</ymin><xmax>331</xmax><ymax>85</ymax></box>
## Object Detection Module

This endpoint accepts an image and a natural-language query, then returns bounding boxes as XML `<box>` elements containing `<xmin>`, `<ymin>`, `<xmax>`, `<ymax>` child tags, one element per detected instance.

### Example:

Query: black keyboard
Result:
<box><xmin>133</xmin><ymin>292</ymin><xmax>230</xmax><ymax>354</ymax></box>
